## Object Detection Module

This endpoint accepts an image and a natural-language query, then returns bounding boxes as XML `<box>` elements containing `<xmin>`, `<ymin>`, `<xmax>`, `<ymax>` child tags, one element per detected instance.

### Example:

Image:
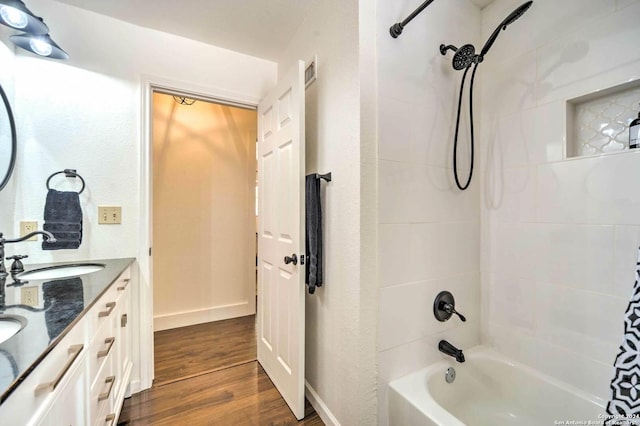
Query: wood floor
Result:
<box><xmin>153</xmin><ymin>315</ymin><xmax>257</xmax><ymax>386</ymax></box>
<box><xmin>118</xmin><ymin>315</ymin><xmax>323</xmax><ymax>425</ymax></box>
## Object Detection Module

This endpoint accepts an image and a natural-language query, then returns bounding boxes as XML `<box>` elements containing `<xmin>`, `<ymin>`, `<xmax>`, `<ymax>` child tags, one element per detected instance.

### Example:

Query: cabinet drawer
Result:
<box><xmin>88</xmin><ymin>267</ymin><xmax>130</xmax><ymax>336</ymax></box>
<box><xmin>89</xmin><ymin>352</ymin><xmax>116</xmax><ymax>422</ymax></box>
<box><xmin>0</xmin><ymin>317</ymin><xmax>86</xmax><ymax>426</ymax></box>
<box><xmin>88</xmin><ymin>317</ymin><xmax>117</xmax><ymax>388</ymax></box>
<box><xmin>89</xmin><ymin>285</ymin><xmax>119</xmax><ymax>337</ymax></box>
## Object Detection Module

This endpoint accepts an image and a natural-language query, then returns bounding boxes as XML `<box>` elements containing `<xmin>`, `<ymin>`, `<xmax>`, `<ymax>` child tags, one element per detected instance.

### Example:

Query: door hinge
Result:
<box><xmin>121</xmin><ymin>313</ymin><xmax>128</xmax><ymax>327</ymax></box>
<box><xmin>149</xmin><ymin>247</ymin><xmax>152</xmax><ymax>256</ymax></box>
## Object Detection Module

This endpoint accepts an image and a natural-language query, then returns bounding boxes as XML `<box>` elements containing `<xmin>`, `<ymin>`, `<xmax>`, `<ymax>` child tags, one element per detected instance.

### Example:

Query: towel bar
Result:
<box><xmin>316</xmin><ymin>172</ymin><xmax>332</xmax><ymax>182</ymax></box>
<box><xmin>46</xmin><ymin>169</ymin><xmax>85</xmax><ymax>194</ymax></box>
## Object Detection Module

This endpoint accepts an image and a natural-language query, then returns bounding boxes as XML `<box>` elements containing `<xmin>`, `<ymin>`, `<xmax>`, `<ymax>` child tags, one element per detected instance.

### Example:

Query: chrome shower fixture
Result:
<box><xmin>440</xmin><ymin>1</ymin><xmax>533</xmax><ymax>190</ymax></box>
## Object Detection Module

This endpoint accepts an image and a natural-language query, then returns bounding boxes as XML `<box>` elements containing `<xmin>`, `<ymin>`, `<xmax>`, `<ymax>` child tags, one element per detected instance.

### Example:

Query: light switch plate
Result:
<box><xmin>98</xmin><ymin>206</ymin><xmax>122</xmax><ymax>224</ymax></box>
<box><xmin>20</xmin><ymin>221</ymin><xmax>38</xmax><ymax>241</ymax></box>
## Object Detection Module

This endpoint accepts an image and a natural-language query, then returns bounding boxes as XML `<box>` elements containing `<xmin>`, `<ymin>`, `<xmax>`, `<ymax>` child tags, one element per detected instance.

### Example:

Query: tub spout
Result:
<box><xmin>439</xmin><ymin>340</ymin><xmax>465</xmax><ymax>363</ymax></box>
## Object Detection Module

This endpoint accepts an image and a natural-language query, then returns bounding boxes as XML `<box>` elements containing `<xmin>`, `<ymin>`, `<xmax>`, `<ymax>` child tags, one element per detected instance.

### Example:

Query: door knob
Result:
<box><xmin>284</xmin><ymin>254</ymin><xmax>298</xmax><ymax>265</ymax></box>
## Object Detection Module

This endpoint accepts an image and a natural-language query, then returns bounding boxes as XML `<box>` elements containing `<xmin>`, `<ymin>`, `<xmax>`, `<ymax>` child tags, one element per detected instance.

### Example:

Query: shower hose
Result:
<box><xmin>453</xmin><ymin>62</ymin><xmax>479</xmax><ymax>191</ymax></box>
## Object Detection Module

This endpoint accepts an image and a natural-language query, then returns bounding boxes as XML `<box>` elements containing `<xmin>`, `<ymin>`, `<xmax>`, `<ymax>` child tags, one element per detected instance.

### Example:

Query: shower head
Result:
<box><xmin>452</xmin><ymin>44</ymin><xmax>477</xmax><ymax>70</ymax></box>
<box><xmin>480</xmin><ymin>1</ymin><xmax>533</xmax><ymax>57</ymax></box>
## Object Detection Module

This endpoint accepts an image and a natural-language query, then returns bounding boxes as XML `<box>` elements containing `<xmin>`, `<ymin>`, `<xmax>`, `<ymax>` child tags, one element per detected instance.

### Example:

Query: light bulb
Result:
<box><xmin>29</xmin><ymin>38</ymin><xmax>52</xmax><ymax>56</ymax></box>
<box><xmin>0</xmin><ymin>5</ymin><xmax>28</xmax><ymax>29</ymax></box>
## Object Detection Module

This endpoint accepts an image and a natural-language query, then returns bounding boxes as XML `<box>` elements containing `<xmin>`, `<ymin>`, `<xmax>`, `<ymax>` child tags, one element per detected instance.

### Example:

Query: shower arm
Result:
<box><xmin>390</xmin><ymin>0</ymin><xmax>436</xmax><ymax>38</ymax></box>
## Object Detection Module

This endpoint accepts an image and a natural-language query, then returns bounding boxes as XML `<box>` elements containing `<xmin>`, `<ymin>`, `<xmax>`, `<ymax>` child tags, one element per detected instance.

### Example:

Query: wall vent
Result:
<box><xmin>305</xmin><ymin>55</ymin><xmax>318</xmax><ymax>89</ymax></box>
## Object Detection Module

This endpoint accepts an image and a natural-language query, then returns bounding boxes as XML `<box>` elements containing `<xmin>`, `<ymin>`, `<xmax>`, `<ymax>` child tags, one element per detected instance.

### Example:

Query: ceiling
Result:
<box><xmin>54</xmin><ymin>0</ymin><xmax>494</xmax><ymax>61</ymax></box>
<box><xmin>54</xmin><ymin>0</ymin><xmax>318</xmax><ymax>61</ymax></box>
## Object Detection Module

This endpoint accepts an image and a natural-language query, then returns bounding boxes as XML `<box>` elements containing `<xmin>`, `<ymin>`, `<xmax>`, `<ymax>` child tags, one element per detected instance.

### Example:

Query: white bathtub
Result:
<box><xmin>388</xmin><ymin>346</ymin><xmax>605</xmax><ymax>426</ymax></box>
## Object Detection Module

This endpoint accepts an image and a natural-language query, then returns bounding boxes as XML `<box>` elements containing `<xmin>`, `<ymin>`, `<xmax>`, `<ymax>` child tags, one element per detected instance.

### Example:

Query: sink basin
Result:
<box><xmin>0</xmin><ymin>315</ymin><xmax>27</xmax><ymax>345</ymax></box>
<box><xmin>18</xmin><ymin>263</ymin><xmax>105</xmax><ymax>281</ymax></box>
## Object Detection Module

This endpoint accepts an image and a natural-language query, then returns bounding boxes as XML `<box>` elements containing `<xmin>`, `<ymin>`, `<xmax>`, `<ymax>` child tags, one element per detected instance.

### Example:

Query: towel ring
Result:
<box><xmin>46</xmin><ymin>169</ymin><xmax>85</xmax><ymax>194</ymax></box>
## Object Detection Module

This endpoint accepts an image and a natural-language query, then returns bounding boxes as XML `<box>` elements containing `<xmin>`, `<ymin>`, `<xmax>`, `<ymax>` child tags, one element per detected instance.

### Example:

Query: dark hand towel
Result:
<box><xmin>42</xmin><ymin>189</ymin><xmax>83</xmax><ymax>250</ymax></box>
<box><xmin>305</xmin><ymin>174</ymin><xmax>323</xmax><ymax>294</ymax></box>
<box><xmin>44</xmin><ymin>190</ymin><xmax>82</xmax><ymax>222</ymax></box>
<box><xmin>43</xmin><ymin>222</ymin><xmax>82</xmax><ymax>233</ymax></box>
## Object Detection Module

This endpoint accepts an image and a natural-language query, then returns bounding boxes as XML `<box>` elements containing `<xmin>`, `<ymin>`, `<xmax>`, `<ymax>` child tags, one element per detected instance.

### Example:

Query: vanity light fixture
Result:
<box><xmin>0</xmin><ymin>0</ymin><xmax>48</xmax><ymax>35</ymax></box>
<box><xmin>10</xmin><ymin>32</ymin><xmax>68</xmax><ymax>60</ymax></box>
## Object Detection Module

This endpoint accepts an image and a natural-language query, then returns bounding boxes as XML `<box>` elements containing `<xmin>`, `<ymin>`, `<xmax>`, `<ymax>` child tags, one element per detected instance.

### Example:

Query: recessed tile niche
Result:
<box><xmin>566</xmin><ymin>81</ymin><xmax>640</xmax><ymax>158</ymax></box>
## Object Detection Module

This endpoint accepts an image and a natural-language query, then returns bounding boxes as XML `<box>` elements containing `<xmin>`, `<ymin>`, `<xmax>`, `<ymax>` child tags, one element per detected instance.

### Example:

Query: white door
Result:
<box><xmin>257</xmin><ymin>60</ymin><xmax>306</xmax><ymax>420</ymax></box>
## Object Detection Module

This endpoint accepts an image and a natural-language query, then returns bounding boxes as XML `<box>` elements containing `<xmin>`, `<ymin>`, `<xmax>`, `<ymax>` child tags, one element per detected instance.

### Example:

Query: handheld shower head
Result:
<box><xmin>480</xmin><ymin>1</ymin><xmax>533</xmax><ymax>57</ymax></box>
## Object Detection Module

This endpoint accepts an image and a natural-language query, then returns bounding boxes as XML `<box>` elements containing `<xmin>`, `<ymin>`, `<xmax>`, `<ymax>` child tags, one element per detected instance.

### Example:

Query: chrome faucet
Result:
<box><xmin>0</xmin><ymin>231</ymin><xmax>56</xmax><ymax>279</ymax></box>
<box><xmin>439</xmin><ymin>340</ymin><xmax>465</xmax><ymax>363</ymax></box>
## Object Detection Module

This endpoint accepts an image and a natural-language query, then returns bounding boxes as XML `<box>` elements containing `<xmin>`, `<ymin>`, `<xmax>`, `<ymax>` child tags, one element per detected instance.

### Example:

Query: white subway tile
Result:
<box><xmin>481</xmin><ymin>50</ymin><xmax>537</xmax><ymax>118</ymax></box>
<box><xmin>613</xmin><ymin>226</ymin><xmax>640</xmax><ymax>298</ymax></box>
<box><xmin>535</xmin><ymin>283</ymin><xmax>626</xmax><ymax>365</ymax></box>
<box><xmin>379</xmin><ymin>223</ymin><xmax>480</xmax><ymax>288</ymax></box>
<box><xmin>485</xmin><ymin>166</ymin><xmax>537</xmax><ymax>224</ymax></box>
<box><xmin>481</xmin><ymin>0</ymin><xmax>614</xmax><ymax>62</ymax></box>
<box><xmin>536</xmin><ymin>3</ymin><xmax>640</xmax><ymax>104</ymax></box>
<box><xmin>378</xmin><ymin>97</ymin><xmax>413</xmax><ymax>162</ymax></box>
<box><xmin>536</xmin><ymin>153</ymin><xmax>640</xmax><ymax>225</ymax></box>
<box><xmin>378</xmin><ymin>321</ymin><xmax>481</xmax><ymax>384</ymax></box>
<box><xmin>379</xmin><ymin>161</ymin><xmax>479</xmax><ymax>224</ymax></box>
<box><xmin>488</xmin><ymin>273</ymin><xmax>536</xmax><ymax>333</ymax></box>
<box><xmin>488</xmin><ymin>323</ymin><xmax>612</xmax><ymax>401</ymax></box>
<box><xmin>617</xmin><ymin>0</ymin><xmax>640</xmax><ymax>9</ymax></box>
<box><xmin>534</xmin><ymin>224</ymin><xmax>617</xmax><ymax>295</ymax></box>
<box><xmin>490</xmin><ymin>222</ymin><xmax>541</xmax><ymax>278</ymax></box>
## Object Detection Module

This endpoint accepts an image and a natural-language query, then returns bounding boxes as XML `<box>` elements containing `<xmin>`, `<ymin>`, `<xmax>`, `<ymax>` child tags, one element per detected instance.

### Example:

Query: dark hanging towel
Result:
<box><xmin>305</xmin><ymin>174</ymin><xmax>324</xmax><ymax>294</ymax></box>
<box><xmin>42</xmin><ymin>189</ymin><xmax>83</xmax><ymax>250</ymax></box>
<box><xmin>606</xmin><ymin>246</ymin><xmax>640</xmax><ymax>421</ymax></box>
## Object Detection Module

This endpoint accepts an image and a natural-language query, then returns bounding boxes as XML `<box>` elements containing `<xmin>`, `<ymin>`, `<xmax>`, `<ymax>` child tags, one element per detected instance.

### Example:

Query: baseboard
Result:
<box><xmin>305</xmin><ymin>380</ymin><xmax>341</xmax><ymax>426</ymax></box>
<box><xmin>128</xmin><ymin>379</ymin><xmax>142</xmax><ymax>395</ymax></box>
<box><xmin>154</xmin><ymin>302</ymin><xmax>251</xmax><ymax>331</ymax></box>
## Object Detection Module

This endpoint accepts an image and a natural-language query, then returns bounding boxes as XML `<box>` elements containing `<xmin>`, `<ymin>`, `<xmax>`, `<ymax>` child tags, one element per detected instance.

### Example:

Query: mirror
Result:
<box><xmin>0</xmin><ymin>82</ymin><xmax>16</xmax><ymax>192</ymax></box>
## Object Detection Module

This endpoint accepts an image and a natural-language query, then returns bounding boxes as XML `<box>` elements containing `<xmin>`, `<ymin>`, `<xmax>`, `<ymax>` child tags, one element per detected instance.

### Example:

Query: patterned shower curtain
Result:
<box><xmin>606</xmin><ymin>247</ymin><xmax>640</xmax><ymax>425</ymax></box>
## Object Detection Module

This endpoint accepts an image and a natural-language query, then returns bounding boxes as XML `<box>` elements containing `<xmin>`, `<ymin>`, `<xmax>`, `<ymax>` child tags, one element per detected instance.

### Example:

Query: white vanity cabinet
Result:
<box><xmin>0</xmin><ymin>265</ymin><xmax>134</xmax><ymax>426</ymax></box>
<box><xmin>35</xmin><ymin>352</ymin><xmax>88</xmax><ymax>426</ymax></box>
<box><xmin>89</xmin><ymin>269</ymin><xmax>132</xmax><ymax>425</ymax></box>
<box><xmin>2</xmin><ymin>316</ymin><xmax>87</xmax><ymax>426</ymax></box>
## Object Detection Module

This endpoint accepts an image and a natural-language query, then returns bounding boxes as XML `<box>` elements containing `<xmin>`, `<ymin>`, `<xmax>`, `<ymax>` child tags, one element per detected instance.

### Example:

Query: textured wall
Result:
<box><xmin>0</xmin><ymin>28</ymin><xmax>15</xmax><ymax>234</ymax></box>
<box><xmin>276</xmin><ymin>0</ymin><xmax>378</xmax><ymax>424</ymax></box>
<box><xmin>0</xmin><ymin>0</ymin><xmax>276</xmax><ymax>265</ymax></box>
<box><xmin>480</xmin><ymin>0</ymin><xmax>640</xmax><ymax>401</ymax></box>
<box><xmin>376</xmin><ymin>0</ymin><xmax>481</xmax><ymax>424</ymax></box>
<box><xmin>152</xmin><ymin>93</ymin><xmax>257</xmax><ymax>330</ymax></box>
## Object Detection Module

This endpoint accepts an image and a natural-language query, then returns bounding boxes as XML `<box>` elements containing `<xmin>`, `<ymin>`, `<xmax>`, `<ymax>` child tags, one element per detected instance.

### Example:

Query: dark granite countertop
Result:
<box><xmin>0</xmin><ymin>257</ymin><xmax>135</xmax><ymax>404</ymax></box>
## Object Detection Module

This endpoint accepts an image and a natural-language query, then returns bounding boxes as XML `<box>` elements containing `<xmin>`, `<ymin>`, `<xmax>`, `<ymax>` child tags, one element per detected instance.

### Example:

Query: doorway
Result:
<box><xmin>151</xmin><ymin>90</ymin><xmax>258</xmax><ymax>381</ymax></box>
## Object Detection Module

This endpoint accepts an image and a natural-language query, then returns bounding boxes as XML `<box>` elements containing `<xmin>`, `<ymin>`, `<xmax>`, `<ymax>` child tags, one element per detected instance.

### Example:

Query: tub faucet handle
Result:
<box><xmin>433</xmin><ymin>291</ymin><xmax>466</xmax><ymax>322</ymax></box>
<box><xmin>441</xmin><ymin>302</ymin><xmax>466</xmax><ymax>322</ymax></box>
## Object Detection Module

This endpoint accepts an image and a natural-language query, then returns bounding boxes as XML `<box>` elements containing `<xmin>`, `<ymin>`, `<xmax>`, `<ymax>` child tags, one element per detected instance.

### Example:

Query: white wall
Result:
<box><xmin>152</xmin><ymin>93</ymin><xmax>257</xmax><ymax>330</ymax></box>
<box><xmin>376</xmin><ymin>0</ymin><xmax>481</xmax><ymax>424</ymax></box>
<box><xmin>0</xmin><ymin>28</ymin><xmax>16</xmax><ymax>234</ymax></box>
<box><xmin>0</xmin><ymin>0</ymin><xmax>275</xmax><ymax>265</ymax></box>
<box><xmin>481</xmin><ymin>0</ymin><xmax>640</xmax><ymax>401</ymax></box>
<box><xmin>276</xmin><ymin>0</ymin><xmax>377</xmax><ymax>424</ymax></box>
<box><xmin>0</xmin><ymin>0</ymin><xmax>276</xmax><ymax>392</ymax></box>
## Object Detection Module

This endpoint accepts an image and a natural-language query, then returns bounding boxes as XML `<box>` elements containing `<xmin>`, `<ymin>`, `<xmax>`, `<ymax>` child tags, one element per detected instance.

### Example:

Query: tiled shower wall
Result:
<box><xmin>376</xmin><ymin>0</ymin><xmax>480</xmax><ymax>424</ymax></box>
<box><xmin>480</xmin><ymin>0</ymin><xmax>640</xmax><ymax>401</ymax></box>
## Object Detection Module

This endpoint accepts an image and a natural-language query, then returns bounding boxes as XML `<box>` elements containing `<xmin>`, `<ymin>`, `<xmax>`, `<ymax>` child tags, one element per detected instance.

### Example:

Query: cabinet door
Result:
<box><xmin>55</xmin><ymin>360</ymin><xmax>88</xmax><ymax>426</ymax></box>
<box><xmin>114</xmin><ymin>283</ymin><xmax>131</xmax><ymax>399</ymax></box>
<box><xmin>34</xmin><ymin>354</ymin><xmax>88</xmax><ymax>426</ymax></box>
